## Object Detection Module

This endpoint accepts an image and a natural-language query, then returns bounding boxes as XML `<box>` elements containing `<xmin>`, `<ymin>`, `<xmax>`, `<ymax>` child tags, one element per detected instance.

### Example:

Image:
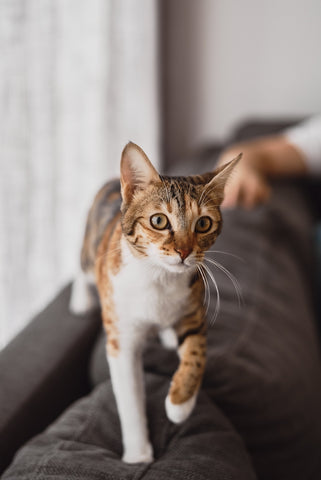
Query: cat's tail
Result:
<box><xmin>69</xmin><ymin>271</ymin><xmax>100</xmax><ymax>315</ymax></box>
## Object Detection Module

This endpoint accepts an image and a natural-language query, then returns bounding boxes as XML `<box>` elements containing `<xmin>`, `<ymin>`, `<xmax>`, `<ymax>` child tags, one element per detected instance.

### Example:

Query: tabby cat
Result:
<box><xmin>70</xmin><ymin>142</ymin><xmax>241</xmax><ymax>464</ymax></box>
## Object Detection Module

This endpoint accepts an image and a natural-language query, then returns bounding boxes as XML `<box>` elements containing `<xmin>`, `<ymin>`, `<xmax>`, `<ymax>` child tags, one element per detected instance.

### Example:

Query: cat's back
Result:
<box><xmin>81</xmin><ymin>179</ymin><xmax>122</xmax><ymax>274</ymax></box>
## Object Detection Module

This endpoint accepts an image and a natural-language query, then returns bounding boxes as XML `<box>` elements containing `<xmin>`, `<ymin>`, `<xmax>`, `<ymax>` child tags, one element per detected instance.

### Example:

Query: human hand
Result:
<box><xmin>221</xmin><ymin>162</ymin><xmax>271</xmax><ymax>209</ymax></box>
<box><xmin>216</xmin><ymin>134</ymin><xmax>308</xmax><ymax>209</ymax></box>
<box><xmin>217</xmin><ymin>147</ymin><xmax>271</xmax><ymax>209</ymax></box>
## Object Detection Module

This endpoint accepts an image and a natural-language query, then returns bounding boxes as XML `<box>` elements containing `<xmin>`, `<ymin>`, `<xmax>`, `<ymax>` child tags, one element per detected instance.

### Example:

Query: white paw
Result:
<box><xmin>165</xmin><ymin>393</ymin><xmax>197</xmax><ymax>424</ymax></box>
<box><xmin>69</xmin><ymin>274</ymin><xmax>98</xmax><ymax>315</ymax></box>
<box><xmin>122</xmin><ymin>442</ymin><xmax>154</xmax><ymax>464</ymax></box>
<box><xmin>159</xmin><ymin>327</ymin><xmax>178</xmax><ymax>350</ymax></box>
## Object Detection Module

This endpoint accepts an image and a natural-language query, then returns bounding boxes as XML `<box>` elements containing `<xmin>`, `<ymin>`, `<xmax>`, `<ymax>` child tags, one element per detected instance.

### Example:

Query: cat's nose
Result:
<box><xmin>175</xmin><ymin>248</ymin><xmax>192</xmax><ymax>261</ymax></box>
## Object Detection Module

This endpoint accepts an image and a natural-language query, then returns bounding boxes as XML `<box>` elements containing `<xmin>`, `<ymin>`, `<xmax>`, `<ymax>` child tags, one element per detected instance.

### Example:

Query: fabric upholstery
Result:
<box><xmin>3</xmin><ymin>181</ymin><xmax>321</xmax><ymax>479</ymax></box>
<box><xmin>0</xmin><ymin>285</ymin><xmax>101</xmax><ymax>473</ymax></box>
<box><xmin>3</xmin><ymin>376</ymin><xmax>255</xmax><ymax>480</ymax></box>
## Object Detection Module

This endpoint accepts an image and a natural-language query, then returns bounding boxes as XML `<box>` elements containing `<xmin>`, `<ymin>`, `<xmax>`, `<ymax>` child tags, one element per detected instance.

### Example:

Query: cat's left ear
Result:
<box><xmin>207</xmin><ymin>153</ymin><xmax>242</xmax><ymax>203</ymax></box>
<box><xmin>120</xmin><ymin>142</ymin><xmax>160</xmax><ymax>204</ymax></box>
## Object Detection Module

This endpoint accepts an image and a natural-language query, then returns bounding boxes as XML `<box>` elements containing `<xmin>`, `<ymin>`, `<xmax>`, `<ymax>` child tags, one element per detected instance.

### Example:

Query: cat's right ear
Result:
<box><xmin>120</xmin><ymin>142</ymin><xmax>160</xmax><ymax>204</ymax></box>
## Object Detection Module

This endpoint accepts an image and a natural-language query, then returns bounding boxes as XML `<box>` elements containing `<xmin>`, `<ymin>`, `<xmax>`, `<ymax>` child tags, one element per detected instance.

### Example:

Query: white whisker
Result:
<box><xmin>200</xmin><ymin>262</ymin><xmax>220</xmax><ymax>327</ymax></box>
<box><xmin>206</xmin><ymin>250</ymin><xmax>245</xmax><ymax>263</ymax></box>
<box><xmin>204</xmin><ymin>257</ymin><xmax>243</xmax><ymax>308</ymax></box>
<box><xmin>197</xmin><ymin>264</ymin><xmax>210</xmax><ymax>315</ymax></box>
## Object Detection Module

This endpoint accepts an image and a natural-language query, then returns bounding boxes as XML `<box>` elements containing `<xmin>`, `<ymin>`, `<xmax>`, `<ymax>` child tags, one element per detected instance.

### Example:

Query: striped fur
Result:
<box><xmin>72</xmin><ymin>142</ymin><xmax>241</xmax><ymax>463</ymax></box>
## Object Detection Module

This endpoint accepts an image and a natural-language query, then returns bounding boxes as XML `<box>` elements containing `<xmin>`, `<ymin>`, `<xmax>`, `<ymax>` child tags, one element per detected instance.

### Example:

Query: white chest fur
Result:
<box><xmin>110</xmin><ymin>253</ymin><xmax>192</xmax><ymax>331</ymax></box>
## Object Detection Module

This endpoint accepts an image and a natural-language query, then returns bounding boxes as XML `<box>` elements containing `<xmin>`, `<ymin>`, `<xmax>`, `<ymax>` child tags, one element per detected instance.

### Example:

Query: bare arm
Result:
<box><xmin>218</xmin><ymin>135</ymin><xmax>307</xmax><ymax>208</ymax></box>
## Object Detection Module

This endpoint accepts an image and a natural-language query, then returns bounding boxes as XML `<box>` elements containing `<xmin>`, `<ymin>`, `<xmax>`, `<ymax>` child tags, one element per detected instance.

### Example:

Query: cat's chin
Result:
<box><xmin>161</xmin><ymin>262</ymin><xmax>194</xmax><ymax>274</ymax></box>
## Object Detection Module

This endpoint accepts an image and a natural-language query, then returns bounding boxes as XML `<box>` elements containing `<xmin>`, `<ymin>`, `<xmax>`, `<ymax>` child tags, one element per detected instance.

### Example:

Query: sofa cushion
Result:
<box><xmin>3</xmin><ymin>375</ymin><xmax>255</xmax><ymax>480</ymax></box>
<box><xmin>4</xmin><ymin>181</ymin><xmax>321</xmax><ymax>480</ymax></box>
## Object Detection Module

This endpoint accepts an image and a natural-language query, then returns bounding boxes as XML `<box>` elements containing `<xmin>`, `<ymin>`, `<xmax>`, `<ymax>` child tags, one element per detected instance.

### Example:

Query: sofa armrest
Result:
<box><xmin>0</xmin><ymin>284</ymin><xmax>101</xmax><ymax>474</ymax></box>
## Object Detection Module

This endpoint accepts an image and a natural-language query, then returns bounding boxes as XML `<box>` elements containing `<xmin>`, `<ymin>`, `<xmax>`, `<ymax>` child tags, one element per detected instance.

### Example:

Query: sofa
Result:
<box><xmin>1</xmin><ymin>120</ymin><xmax>321</xmax><ymax>480</ymax></box>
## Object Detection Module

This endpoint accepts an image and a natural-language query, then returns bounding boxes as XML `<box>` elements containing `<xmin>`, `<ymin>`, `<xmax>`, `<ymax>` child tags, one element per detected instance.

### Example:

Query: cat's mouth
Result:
<box><xmin>161</xmin><ymin>257</ymin><xmax>196</xmax><ymax>273</ymax></box>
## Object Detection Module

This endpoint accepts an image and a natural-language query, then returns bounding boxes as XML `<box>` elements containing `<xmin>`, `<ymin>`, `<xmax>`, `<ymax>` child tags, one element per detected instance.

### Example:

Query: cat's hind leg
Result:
<box><xmin>69</xmin><ymin>271</ymin><xmax>99</xmax><ymax>314</ymax></box>
<box><xmin>159</xmin><ymin>327</ymin><xmax>178</xmax><ymax>349</ymax></box>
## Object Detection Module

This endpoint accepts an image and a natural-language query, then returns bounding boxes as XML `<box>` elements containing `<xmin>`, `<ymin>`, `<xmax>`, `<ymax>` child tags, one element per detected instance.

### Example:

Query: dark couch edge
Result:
<box><xmin>0</xmin><ymin>284</ymin><xmax>102</xmax><ymax>474</ymax></box>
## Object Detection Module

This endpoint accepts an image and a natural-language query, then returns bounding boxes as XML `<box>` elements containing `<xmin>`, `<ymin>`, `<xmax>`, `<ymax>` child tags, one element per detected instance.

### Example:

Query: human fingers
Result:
<box><xmin>221</xmin><ymin>176</ymin><xmax>242</xmax><ymax>208</ymax></box>
<box><xmin>241</xmin><ymin>175</ymin><xmax>271</xmax><ymax>209</ymax></box>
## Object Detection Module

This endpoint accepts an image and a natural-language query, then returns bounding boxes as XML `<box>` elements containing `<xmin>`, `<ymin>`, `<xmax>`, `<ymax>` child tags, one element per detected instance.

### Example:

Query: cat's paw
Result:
<box><xmin>159</xmin><ymin>327</ymin><xmax>178</xmax><ymax>349</ymax></box>
<box><xmin>165</xmin><ymin>393</ymin><xmax>197</xmax><ymax>424</ymax></box>
<box><xmin>69</xmin><ymin>274</ymin><xmax>98</xmax><ymax>315</ymax></box>
<box><xmin>122</xmin><ymin>442</ymin><xmax>154</xmax><ymax>464</ymax></box>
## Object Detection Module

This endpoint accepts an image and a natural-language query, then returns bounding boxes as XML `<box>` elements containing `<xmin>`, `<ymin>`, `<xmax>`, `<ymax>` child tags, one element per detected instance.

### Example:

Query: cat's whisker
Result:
<box><xmin>196</xmin><ymin>264</ymin><xmax>211</xmax><ymax>315</ymax></box>
<box><xmin>196</xmin><ymin>265</ymin><xmax>206</xmax><ymax>304</ymax></box>
<box><xmin>206</xmin><ymin>250</ymin><xmax>245</xmax><ymax>263</ymax></box>
<box><xmin>204</xmin><ymin>257</ymin><xmax>243</xmax><ymax>308</ymax></box>
<box><xmin>203</xmin><ymin>270</ymin><xmax>211</xmax><ymax>316</ymax></box>
<box><xmin>200</xmin><ymin>263</ymin><xmax>220</xmax><ymax>327</ymax></box>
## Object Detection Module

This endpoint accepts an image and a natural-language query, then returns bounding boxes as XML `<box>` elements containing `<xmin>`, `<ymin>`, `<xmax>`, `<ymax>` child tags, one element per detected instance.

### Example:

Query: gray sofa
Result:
<box><xmin>1</xmin><ymin>121</ymin><xmax>321</xmax><ymax>480</ymax></box>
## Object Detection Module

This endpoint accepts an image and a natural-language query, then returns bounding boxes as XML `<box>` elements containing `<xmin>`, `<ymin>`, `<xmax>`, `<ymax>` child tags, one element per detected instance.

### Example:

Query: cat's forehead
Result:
<box><xmin>158</xmin><ymin>178</ymin><xmax>198</xmax><ymax>206</ymax></box>
<box><xmin>156</xmin><ymin>177</ymin><xmax>218</xmax><ymax>209</ymax></box>
<box><xmin>145</xmin><ymin>178</ymin><xmax>221</xmax><ymax>225</ymax></box>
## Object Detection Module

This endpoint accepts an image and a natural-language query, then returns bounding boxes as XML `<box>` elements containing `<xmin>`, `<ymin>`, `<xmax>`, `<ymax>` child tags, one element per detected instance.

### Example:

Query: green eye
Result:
<box><xmin>150</xmin><ymin>213</ymin><xmax>169</xmax><ymax>230</ymax></box>
<box><xmin>195</xmin><ymin>216</ymin><xmax>212</xmax><ymax>233</ymax></box>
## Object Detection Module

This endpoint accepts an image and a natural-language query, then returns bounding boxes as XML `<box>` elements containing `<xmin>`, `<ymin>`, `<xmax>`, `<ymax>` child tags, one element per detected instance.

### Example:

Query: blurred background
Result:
<box><xmin>1</xmin><ymin>0</ymin><xmax>321</xmax><ymax>348</ymax></box>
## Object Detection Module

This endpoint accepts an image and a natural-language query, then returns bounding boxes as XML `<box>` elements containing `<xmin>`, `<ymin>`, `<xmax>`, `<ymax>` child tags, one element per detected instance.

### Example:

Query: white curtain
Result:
<box><xmin>0</xmin><ymin>0</ymin><xmax>160</xmax><ymax>347</ymax></box>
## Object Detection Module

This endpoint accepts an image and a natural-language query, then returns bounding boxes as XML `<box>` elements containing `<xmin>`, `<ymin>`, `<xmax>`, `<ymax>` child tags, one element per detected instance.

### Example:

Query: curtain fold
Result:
<box><xmin>0</xmin><ymin>0</ymin><xmax>160</xmax><ymax>347</ymax></box>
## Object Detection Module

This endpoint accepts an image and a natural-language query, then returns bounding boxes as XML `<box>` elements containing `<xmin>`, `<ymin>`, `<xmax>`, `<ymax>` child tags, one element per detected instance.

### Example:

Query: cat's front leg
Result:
<box><xmin>107</xmin><ymin>338</ymin><xmax>153</xmax><ymax>464</ymax></box>
<box><xmin>165</xmin><ymin>333</ymin><xmax>206</xmax><ymax>424</ymax></box>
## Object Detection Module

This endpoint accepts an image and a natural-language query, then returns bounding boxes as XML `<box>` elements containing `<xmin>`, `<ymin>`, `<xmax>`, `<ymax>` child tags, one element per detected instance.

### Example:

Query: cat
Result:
<box><xmin>70</xmin><ymin>142</ymin><xmax>241</xmax><ymax>464</ymax></box>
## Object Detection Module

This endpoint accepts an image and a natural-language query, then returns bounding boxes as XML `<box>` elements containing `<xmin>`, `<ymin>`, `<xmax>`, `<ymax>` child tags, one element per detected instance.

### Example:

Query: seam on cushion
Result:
<box><xmin>142</xmin><ymin>466</ymin><xmax>214</xmax><ymax>480</ymax></box>
<box><xmin>34</xmin><ymin>463</ymin><xmax>127</xmax><ymax>480</ymax></box>
<box><xmin>32</xmin><ymin>437</ymin><xmax>69</xmax><ymax>480</ymax></box>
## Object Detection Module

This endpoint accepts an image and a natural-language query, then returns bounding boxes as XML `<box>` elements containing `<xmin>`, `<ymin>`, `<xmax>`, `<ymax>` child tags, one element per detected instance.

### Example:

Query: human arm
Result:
<box><xmin>218</xmin><ymin>135</ymin><xmax>307</xmax><ymax>208</ymax></box>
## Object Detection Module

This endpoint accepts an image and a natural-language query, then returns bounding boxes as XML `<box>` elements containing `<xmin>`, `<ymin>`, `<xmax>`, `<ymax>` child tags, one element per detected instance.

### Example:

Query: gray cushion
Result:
<box><xmin>3</xmin><ymin>375</ymin><xmax>255</xmax><ymax>480</ymax></box>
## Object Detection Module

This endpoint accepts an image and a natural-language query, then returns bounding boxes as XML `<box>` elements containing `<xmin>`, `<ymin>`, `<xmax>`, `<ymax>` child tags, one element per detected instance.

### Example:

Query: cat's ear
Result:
<box><xmin>120</xmin><ymin>142</ymin><xmax>160</xmax><ymax>204</ymax></box>
<box><xmin>207</xmin><ymin>153</ymin><xmax>242</xmax><ymax>203</ymax></box>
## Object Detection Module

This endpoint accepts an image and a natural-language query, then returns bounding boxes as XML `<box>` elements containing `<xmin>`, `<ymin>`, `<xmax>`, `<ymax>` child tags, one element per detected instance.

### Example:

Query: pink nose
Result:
<box><xmin>175</xmin><ymin>248</ymin><xmax>192</xmax><ymax>261</ymax></box>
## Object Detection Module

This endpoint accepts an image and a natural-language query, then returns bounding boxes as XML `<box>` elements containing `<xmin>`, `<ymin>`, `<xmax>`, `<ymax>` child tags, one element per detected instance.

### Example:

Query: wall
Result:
<box><xmin>163</xmin><ymin>0</ymin><xmax>321</xmax><ymax>164</ymax></box>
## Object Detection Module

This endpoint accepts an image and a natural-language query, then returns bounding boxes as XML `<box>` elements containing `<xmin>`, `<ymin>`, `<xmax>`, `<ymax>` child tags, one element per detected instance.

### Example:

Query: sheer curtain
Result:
<box><xmin>0</xmin><ymin>0</ymin><xmax>160</xmax><ymax>347</ymax></box>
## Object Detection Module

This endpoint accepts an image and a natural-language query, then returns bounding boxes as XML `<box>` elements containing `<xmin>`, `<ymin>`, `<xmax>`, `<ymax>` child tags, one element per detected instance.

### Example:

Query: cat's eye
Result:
<box><xmin>150</xmin><ymin>213</ymin><xmax>169</xmax><ymax>230</ymax></box>
<box><xmin>195</xmin><ymin>216</ymin><xmax>212</xmax><ymax>233</ymax></box>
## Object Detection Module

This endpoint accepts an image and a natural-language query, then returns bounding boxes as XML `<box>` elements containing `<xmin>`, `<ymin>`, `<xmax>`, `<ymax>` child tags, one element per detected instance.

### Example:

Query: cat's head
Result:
<box><xmin>120</xmin><ymin>142</ymin><xmax>241</xmax><ymax>273</ymax></box>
